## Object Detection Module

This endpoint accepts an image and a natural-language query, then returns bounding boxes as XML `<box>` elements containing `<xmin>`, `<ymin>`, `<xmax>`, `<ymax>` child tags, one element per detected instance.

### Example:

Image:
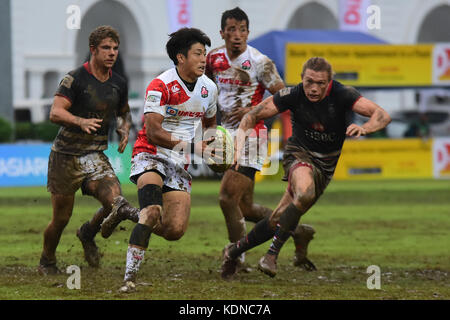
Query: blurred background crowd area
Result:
<box><xmin>0</xmin><ymin>0</ymin><xmax>449</xmax><ymax>143</ymax></box>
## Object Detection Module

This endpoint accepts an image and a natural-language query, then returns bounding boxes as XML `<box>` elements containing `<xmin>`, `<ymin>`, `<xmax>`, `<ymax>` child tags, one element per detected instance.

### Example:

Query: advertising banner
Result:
<box><xmin>0</xmin><ymin>143</ymin><xmax>133</xmax><ymax>187</ymax></box>
<box><xmin>433</xmin><ymin>43</ymin><xmax>450</xmax><ymax>85</ymax></box>
<box><xmin>167</xmin><ymin>0</ymin><xmax>192</xmax><ymax>33</ymax></box>
<box><xmin>432</xmin><ymin>137</ymin><xmax>450</xmax><ymax>179</ymax></box>
<box><xmin>0</xmin><ymin>144</ymin><xmax>51</xmax><ymax>187</ymax></box>
<box><xmin>334</xmin><ymin>138</ymin><xmax>433</xmax><ymax>180</ymax></box>
<box><xmin>338</xmin><ymin>0</ymin><xmax>371</xmax><ymax>33</ymax></box>
<box><xmin>285</xmin><ymin>43</ymin><xmax>434</xmax><ymax>86</ymax></box>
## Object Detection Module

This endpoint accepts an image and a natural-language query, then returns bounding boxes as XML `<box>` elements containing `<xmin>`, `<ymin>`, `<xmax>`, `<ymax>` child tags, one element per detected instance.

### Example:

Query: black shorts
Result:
<box><xmin>230</xmin><ymin>164</ymin><xmax>257</xmax><ymax>181</ymax></box>
<box><xmin>282</xmin><ymin>143</ymin><xmax>338</xmax><ymax>199</ymax></box>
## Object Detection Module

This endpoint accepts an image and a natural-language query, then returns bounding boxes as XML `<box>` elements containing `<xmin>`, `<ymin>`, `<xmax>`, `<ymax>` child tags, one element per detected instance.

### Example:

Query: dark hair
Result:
<box><xmin>89</xmin><ymin>25</ymin><xmax>120</xmax><ymax>48</ymax></box>
<box><xmin>221</xmin><ymin>7</ymin><xmax>249</xmax><ymax>31</ymax></box>
<box><xmin>166</xmin><ymin>28</ymin><xmax>211</xmax><ymax>65</ymax></box>
<box><xmin>301</xmin><ymin>57</ymin><xmax>334</xmax><ymax>80</ymax></box>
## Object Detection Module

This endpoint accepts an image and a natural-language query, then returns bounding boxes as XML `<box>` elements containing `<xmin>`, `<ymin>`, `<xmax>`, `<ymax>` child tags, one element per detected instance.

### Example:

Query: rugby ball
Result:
<box><xmin>205</xmin><ymin>126</ymin><xmax>234</xmax><ymax>173</ymax></box>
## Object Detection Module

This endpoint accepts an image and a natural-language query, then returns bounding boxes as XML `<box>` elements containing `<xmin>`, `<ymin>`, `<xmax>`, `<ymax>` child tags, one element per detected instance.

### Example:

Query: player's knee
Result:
<box><xmin>293</xmin><ymin>186</ymin><xmax>316</xmax><ymax>209</ymax></box>
<box><xmin>219</xmin><ymin>191</ymin><xmax>238</xmax><ymax>209</ymax></box>
<box><xmin>163</xmin><ymin>224</ymin><xmax>185</xmax><ymax>241</ymax></box>
<box><xmin>139</xmin><ymin>205</ymin><xmax>161</xmax><ymax>227</ymax></box>
<box><xmin>52</xmin><ymin>214</ymin><xmax>71</xmax><ymax>228</ymax></box>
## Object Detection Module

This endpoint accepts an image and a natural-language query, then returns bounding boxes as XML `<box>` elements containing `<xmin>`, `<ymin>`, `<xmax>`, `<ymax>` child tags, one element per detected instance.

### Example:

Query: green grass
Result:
<box><xmin>0</xmin><ymin>179</ymin><xmax>449</xmax><ymax>300</ymax></box>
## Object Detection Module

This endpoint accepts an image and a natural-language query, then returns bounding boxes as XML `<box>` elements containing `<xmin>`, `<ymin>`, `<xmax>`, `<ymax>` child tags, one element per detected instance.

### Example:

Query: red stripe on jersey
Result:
<box><xmin>351</xmin><ymin>95</ymin><xmax>363</xmax><ymax>110</ymax></box>
<box><xmin>55</xmin><ymin>93</ymin><xmax>72</xmax><ymax>104</ymax></box>
<box><xmin>146</xmin><ymin>78</ymin><xmax>169</xmax><ymax>106</ymax></box>
<box><xmin>325</xmin><ymin>80</ymin><xmax>333</xmax><ymax>97</ymax></box>
<box><xmin>132</xmin><ymin>124</ymin><xmax>157</xmax><ymax>157</ymax></box>
<box><xmin>251</xmin><ymin>83</ymin><xmax>265</xmax><ymax>106</ymax></box>
<box><xmin>207</xmin><ymin>52</ymin><xmax>231</xmax><ymax>73</ymax></box>
<box><xmin>166</xmin><ymin>80</ymin><xmax>190</xmax><ymax>105</ymax></box>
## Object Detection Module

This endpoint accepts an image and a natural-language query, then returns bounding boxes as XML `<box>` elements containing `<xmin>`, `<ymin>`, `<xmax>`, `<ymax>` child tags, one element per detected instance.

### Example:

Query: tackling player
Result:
<box><xmin>222</xmin><ymin>57</ymin><xmax>391</xmax><ymax>278</ymax></box>
<box><xmin>38</xmin><ymin>26</ymin><xmax>138</xmax><ymax>274</ymax></box>
<box><xmin>116</xmin><ymin>27</ymin><xmax>218</xmax><ymax>292</ymax></box>
<box><xmin>206</xmin><ymin>7</ymin><xmax>316</xmax><ymax>278</ymax></box>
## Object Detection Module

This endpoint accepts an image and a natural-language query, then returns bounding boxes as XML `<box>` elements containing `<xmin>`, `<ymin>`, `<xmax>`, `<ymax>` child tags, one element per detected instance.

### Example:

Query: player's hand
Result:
<box><xmin>116</xmin><ymin>128</ymin><xmax>129</xmax><ymax>153</ymax></box>
<box><xmin>79</xmin><ymin>117</ymin><xmax>102</xmax><ymax>134</ymax></box>
<box><xmin>228</xmin><ymin>107</ymin><xmax>250</xmax><ymax>126</ymax></box>
<box><xmin>346</xmin><ymin>124</ymin><xmax>367</xmax><ymax>138</ymax></box>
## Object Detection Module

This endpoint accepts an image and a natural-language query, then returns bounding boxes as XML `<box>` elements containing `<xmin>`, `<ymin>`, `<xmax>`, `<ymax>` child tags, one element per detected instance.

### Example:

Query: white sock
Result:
<box><xmin>124</xmin><ymin>246</ymin><xmax>145</xmax><ymax>282</ymax></box>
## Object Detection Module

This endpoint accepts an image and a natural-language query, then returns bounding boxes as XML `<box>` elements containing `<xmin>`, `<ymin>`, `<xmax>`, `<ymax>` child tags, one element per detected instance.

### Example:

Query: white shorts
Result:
<box><xmin>130</xmin><ymin>152</ymin><xmax>192</xmax><ymax>193</ymax></box>
<box><xmin>239</xmin><ymin>135</ymin><xmax>268</xmax><ymax>171</ymax></box>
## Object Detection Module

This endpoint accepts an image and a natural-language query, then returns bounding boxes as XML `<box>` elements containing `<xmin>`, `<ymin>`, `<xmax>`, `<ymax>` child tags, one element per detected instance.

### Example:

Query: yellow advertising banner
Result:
<box><xmin>285</xmin><ymin>43</ymin><xmax>434</xmax><ymax>86</ymax></box>
<box><xmin>334</xmin><ymin>138</ymin><xmax>432</xmax><ymax>180</ymax></box>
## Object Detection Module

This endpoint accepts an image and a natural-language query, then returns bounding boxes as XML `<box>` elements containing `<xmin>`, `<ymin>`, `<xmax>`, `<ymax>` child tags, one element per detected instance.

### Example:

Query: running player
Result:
<box><xmin>206</xmin><ymin>7</ymin><xmax>316</xmax><ymax>278</ymax></box>
<box><xmin>38</xmin><ymin>26</ymin><xmax>138</xmax><ymax>274</ymax></box>
<box><xmin>222</xmin><ymin>57</ymin><xmax>391</xmax><ymax>278</ymax></box>
<box><xmin>116</xmin><ymin>28</ymin><xmax>218</xmax><ymax>292</ymax></box>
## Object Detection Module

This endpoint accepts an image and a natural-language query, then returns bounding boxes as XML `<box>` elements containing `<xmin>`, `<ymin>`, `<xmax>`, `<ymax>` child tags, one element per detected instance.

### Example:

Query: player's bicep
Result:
<box><xmin>352</xmin><ymin>97</ymin><xmax>379</xmax><ymax>117</ymax></box>
<box><xmin>49</xmin><ymin>95</ymin><xmax>72</xmax><ymax>121</ymax></box>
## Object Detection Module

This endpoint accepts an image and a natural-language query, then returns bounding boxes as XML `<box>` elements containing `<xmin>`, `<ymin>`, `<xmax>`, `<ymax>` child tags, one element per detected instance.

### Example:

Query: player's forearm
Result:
<box><xmin>362</xmin><ymin>108</ymin><xmax>391</xmax><ymax>134</ymax></box>
<box><xmin>49</xmin><ymin>105</ymin><xmax>83</xmax><ymax>128</ymax></box>
<box><xmin>117</xmin><ymin>111</ymin><xmax>132</xmax><ymax>136</ymax></box>
<box><xmin>146</xmin><ymin>126</ymin><xmax>185</xmax><ymax>150</ymax></box>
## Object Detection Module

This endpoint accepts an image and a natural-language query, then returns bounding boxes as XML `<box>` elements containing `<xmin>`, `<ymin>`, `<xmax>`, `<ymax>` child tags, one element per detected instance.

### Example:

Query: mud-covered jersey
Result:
<box><xmin>51</xmin><ymin>62</ymin><xmax>128</xmax><ymax>156</ymax></box>
<box><xmin>273</xmin><ymin>80</ymin><xmax>361</xmax><ymax>156</ymax></box>
<box><xmin>206</xmin><ymin>45</ymin><xmax>283</xmax><ymax>131</ymax></box>
<box><xmin>132</xmin><ymin>68</ymin><xmax>217</xmax><ymax>167</ymax></box>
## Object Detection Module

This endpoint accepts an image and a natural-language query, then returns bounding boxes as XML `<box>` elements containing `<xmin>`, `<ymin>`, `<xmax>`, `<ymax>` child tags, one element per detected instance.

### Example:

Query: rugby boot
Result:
<box><xmin>101</xmin><ymin>196</ymin><xmax>139</xmax><ymax>238</ymax></box>
<box><xmin>221</xmin><ymin>243</ymin><xmax>238</xmax><ymax>280</ymax></box>
<box><xmin>37</xmin><ymin>256</ymin><xmax>61</xmax><ymax>275</ymax></box>
<box><xmin>76</xmin><ymin>221</ymin><xmax>100</xmax><ymax>268</ymax></box>
<box><xmin>292</xmin><ymin>224</ymin><xmax>317</xmax><ymax>271</ymax></box>
<box><xmin>236</xmin><ymin>259</ymin><xmax>253</xmax><ymax>273</ymax></box>
<box><xmin>119</xmin><ymin>280</ymin><xmax>136</xmax><ymax>293</ymax></box>
<box><xmin>258</xmin><ymin>253</ymin><xmax>277</xmax><ymax>278</ymax></box>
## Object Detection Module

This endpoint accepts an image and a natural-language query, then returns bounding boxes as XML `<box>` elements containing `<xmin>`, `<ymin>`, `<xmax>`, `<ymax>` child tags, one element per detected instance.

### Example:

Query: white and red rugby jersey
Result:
<box><xmin>206</xmin><ymin>45</ymin><xmax>283</xmax><ymax>131</ymax></box>
<box><xmin>133</xmin><ymin>68</ymin><xmax>217</xmax><ymax>166</ymax></box>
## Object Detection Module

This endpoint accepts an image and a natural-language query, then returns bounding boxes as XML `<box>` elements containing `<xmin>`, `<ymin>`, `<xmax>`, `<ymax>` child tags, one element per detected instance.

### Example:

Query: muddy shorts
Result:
<box><xmin>47</xmin><ymin>150</ymin><xmax>118</xmax><ymax>195</ymax></box>
<box><xmin>130</xmin><ymin>152</ymin><xmax>192</xmax><ymax>193</ymax></box>
<box><xmin>282</xmin><ymin>142</ymin><xmax>340</xmax><ymax>200</ymax></box>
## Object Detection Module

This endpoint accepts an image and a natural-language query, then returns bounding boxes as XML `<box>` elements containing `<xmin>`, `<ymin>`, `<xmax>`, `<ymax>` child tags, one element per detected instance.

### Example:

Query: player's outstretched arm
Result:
<box><xmin>347</xmin><ymin>97</ymin><xmax>391</xmax><ymax>138</ymax></box>
<box><xmin>49</xmin><ymin>95</ymin><xmax>102</xmax><ymax>134</ymax></box>
<box><xmin>234</xmin><ymin>96</ymin><xmax>279</xmax><ymax>166</ymax></box>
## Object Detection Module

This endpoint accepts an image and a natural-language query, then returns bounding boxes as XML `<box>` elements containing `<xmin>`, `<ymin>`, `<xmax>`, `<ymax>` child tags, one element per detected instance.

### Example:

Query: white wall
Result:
<box><xmin>10</xmin><ymin>0</ymin><xmax>450</xmax><ymax>116</ymax></box>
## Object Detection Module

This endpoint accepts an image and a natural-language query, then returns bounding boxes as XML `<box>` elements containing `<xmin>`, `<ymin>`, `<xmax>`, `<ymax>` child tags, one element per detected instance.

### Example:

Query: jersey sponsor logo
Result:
<box><xmin>201</xmin><ymin>86</ymin><xmax>208</xmax><ymax>98</ymax></box>
<box><xmin>165</xmin><ymin>106</ymin><xmax>204</xmax><ymax>118</ymax></box>
<box><xmin>177</xmin><ymin>111</ymin><xmax>205</xmax><ymax>118</ymax></box>
<box><xmin>242</xmin><ymin>59</ymin><xmax>251</xmax><ymax>70</ymax></box>
<box><xmin>304</xmin><ymin>129</ymin><xmax>337</xmax><ymax>142</ymax></box>
<box><xmin>217</xmin><ymin>77</ymin><xmax>252</xmax><ymax>86</ymax></box>
<box><xmin>166</xmin><ymin>106</ymin><xmax>179</xmax><ymax>116</ymax></box>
